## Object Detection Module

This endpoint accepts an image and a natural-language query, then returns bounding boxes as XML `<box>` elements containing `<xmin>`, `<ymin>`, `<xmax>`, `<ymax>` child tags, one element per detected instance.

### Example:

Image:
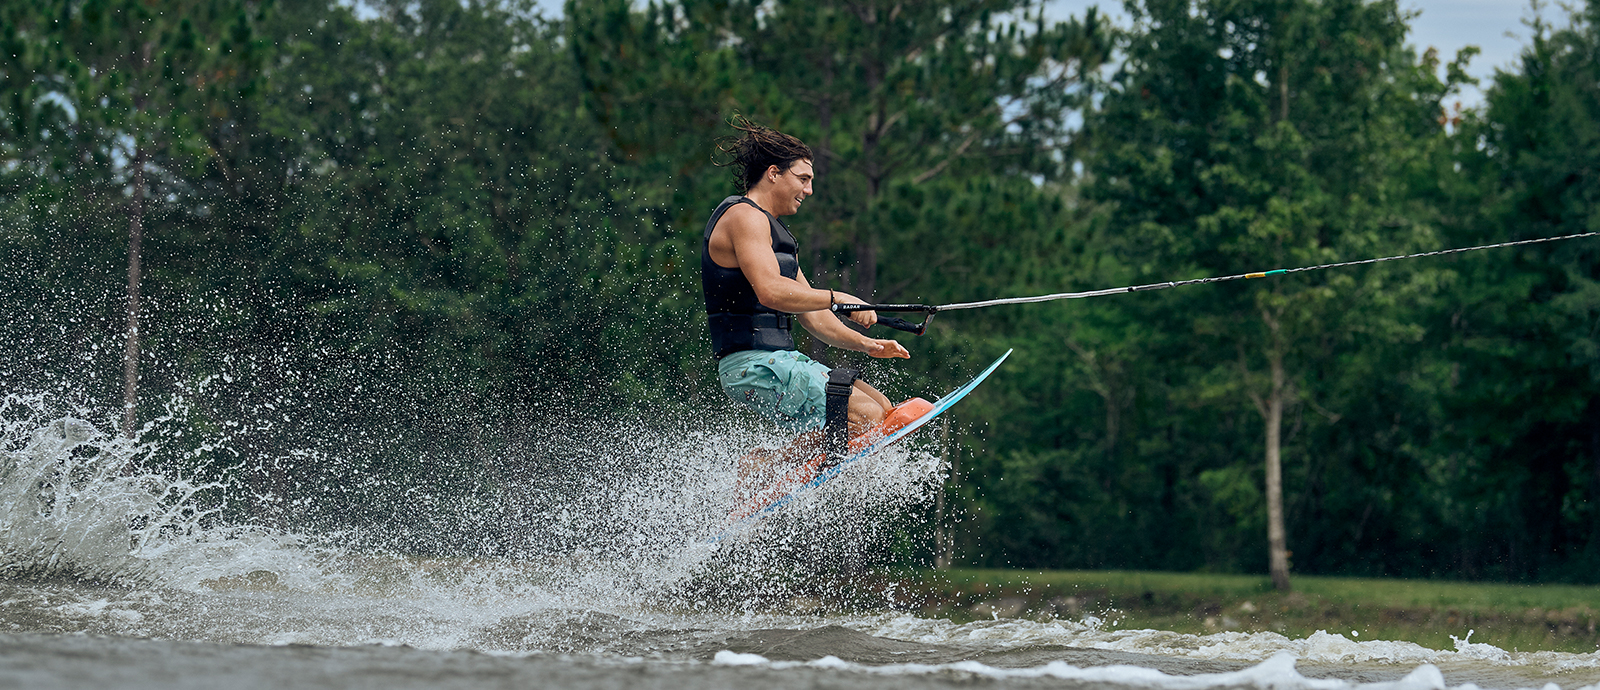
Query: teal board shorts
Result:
<box><xmin>718</xmin><ymin>349</ymin><xmax>831</xmax><ymax>434</ymax></box>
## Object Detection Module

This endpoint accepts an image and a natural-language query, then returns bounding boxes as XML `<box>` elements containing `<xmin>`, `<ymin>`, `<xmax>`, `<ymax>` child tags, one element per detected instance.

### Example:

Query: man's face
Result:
<box><xmin>769</xmin><ymin>159</ymin><xmax>814</xmax><ymax>215</ymax></box>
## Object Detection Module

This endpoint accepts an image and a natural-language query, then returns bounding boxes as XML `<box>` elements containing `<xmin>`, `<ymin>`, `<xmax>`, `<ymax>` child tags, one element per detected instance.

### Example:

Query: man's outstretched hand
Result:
<box><xmin>865</xmin><ymin>338</ymin><xmax>911</xmax><ymax>359</ymax></box>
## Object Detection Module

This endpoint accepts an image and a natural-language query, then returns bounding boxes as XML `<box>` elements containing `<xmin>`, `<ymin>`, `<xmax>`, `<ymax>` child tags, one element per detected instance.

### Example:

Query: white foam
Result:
<box><xmin>712</xmin><ymin>650</ymin><xmax>770</xmax><ymax>666</ymax></box>
<box><xmin>708</xmin><ymin>649</ymin><xmax>1470</xmax><ymax>690</ymax></box>
<box><xmin>53</xmin><ymin>598</ymin><xmax>142</xmax><ymax>622</ymax></box>
<box><xmin>1451</xmin><ymin>631</ymin><xmax>1513</xmax><ymax>663</ymax></box>
<box><xmin>848</xmin><ymin>613</ymin><xmax>1600</xmax><ymax>674</ymax></box>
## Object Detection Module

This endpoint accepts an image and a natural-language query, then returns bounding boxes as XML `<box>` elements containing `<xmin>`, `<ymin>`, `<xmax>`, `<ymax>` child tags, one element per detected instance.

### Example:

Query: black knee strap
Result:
<box><xmin>823</xmin><ymin>368</ymin><xmax>859</xmax><ymax>467</ymax></box>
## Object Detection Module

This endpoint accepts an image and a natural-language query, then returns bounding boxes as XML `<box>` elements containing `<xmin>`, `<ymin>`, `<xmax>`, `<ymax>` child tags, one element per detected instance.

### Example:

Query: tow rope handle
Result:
<box><xmin>830</xmin><ymin>303</ymin><xmax>938</xmax><ymax>336</ymax></box>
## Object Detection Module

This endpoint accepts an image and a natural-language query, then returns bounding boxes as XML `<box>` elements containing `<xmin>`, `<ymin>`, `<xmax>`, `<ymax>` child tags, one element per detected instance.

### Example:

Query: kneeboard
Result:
<box><xmin>709</xmin><ymin>349</ymin><xmax>1012</xmax><ymax>542</ymax></box>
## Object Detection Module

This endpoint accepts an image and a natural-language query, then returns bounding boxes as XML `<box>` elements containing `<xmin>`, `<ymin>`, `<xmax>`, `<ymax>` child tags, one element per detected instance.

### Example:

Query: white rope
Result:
<box><xmin>933</xmin><ymin>232</ymin><xmax>1600</xmax><ymax>312</ymax></box>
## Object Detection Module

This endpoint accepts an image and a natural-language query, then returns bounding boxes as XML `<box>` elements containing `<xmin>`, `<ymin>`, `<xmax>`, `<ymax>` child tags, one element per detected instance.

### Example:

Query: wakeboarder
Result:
<box><xmin>703</xmin><ymin>117</ymin><xmax>910</xmax><ymax>479</ymax></box>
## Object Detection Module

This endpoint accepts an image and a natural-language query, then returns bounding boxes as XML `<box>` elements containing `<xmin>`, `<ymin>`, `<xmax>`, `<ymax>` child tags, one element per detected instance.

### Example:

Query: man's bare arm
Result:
<box><xmin>720</xmin><ymin>206</ymin><xmax>834</xmax><ymax>313</ymax></box>
<box><xmin>715</xmin><ymin>205</ymin><xmax>906</xmax><ymax>358</ymax></box>
<box><xmin>718</xmin><ymin>207</ymin><xmax>879</xmax><ymax>324</ymax></box>
<box><xmin>794</xmin><ymin>269</ymin><xmax>910</xmax><ymax>360</ymax></box>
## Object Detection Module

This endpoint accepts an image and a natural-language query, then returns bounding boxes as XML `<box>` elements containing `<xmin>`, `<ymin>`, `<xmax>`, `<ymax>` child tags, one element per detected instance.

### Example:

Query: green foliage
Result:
<box><xmin>1415</xmin><ymin>0</ymin><xmax>1600</xmax><ymax>581</ymax></box>
<box><xmin>4</xmin><ymin>0</ymin><xmax>1600</xmax><ymax>579</ymax></box>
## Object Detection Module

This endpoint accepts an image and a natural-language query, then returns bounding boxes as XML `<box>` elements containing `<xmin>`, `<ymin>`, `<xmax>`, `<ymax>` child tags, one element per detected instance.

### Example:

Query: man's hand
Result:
<box><xmin>832</xmin><ymin>291</ymin><xmax>876</xmax><ymax>328</ymax></box>
<box><xmin>864</xmin><ymin>338</ymin><xmax>911</xmax><ymax>359</ymax></box>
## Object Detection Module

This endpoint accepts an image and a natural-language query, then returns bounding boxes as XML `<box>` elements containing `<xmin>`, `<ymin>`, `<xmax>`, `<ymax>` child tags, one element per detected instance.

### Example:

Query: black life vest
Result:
<box><xmin>702</xmin><ymin>196</ymin><xmax>800</xmax><ymax>359</ymax></box>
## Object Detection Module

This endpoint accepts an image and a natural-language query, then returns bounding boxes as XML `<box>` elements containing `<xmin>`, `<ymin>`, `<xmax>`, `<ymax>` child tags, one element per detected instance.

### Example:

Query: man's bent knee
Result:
<box><xmin>846</xmin><ymin>389</ymin><xmax>888</xmax><ymax>435</ymax></box>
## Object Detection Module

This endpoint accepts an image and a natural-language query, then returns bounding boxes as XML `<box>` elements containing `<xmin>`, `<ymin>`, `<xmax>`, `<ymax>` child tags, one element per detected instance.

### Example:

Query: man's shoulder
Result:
<box><xmin>714</xmin><ymin>201</ymin><xmax>769</xmax><ymax>235</ymax></box>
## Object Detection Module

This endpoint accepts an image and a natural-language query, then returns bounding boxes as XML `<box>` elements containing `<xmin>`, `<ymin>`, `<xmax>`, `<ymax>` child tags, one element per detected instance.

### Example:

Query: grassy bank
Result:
<box><xmin>890</xmin><ymin>569</ymin><xmax>1600</xmax><ymax>654</ymax></box>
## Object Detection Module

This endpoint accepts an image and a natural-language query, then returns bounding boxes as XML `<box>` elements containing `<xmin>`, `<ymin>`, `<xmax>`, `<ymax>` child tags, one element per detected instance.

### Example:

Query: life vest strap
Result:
<box><xmin>707</xmin><ymin>313</ymin><xmax>796</xmax><ymax>359</ymax></box>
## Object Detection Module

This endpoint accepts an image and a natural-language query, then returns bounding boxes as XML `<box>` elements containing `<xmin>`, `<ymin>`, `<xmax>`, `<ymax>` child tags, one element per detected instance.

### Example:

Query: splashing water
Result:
<box><xmin>0</xmin><ymin>388</ymin><xmax>949</xmax><ymax>632</ymax></box>
<box><xmin>0</xmin><ymin>394</ymin><xmax>322</xmax><ymax>588</ymax></box>
<box><xmin>3</xmin><ymin>392</ymin><xmax>1600</xmax><ymax>690</ymax></box>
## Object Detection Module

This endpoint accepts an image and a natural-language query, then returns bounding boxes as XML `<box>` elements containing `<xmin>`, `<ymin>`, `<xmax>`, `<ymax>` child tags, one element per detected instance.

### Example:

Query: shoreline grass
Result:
<box><xmin>890</xmin><ymin>569</ymin><xmax>1600</xmax><ymax>654</ymax></box>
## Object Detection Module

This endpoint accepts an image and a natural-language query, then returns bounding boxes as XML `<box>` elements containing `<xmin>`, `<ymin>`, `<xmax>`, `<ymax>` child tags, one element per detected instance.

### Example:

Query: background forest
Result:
<box><xmin>5</xmin><ymin>0</ymin><xmax>1600</xmax><ymax>584</ymax></box>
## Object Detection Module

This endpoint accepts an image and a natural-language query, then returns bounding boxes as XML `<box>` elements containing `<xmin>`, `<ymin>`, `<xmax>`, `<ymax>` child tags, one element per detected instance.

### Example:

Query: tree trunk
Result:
<box><xmin>854</xmin><ymin>231</ymin><xmax>877</xmax><ymax>300</ymax></box>
<box><xmin>1278</xmin><ymin>64</ymin><xmax>1290</xmax><ymax>122</ymax></box>
<box><xmin>1265</xmin><ymin>349</ymin><xmax>1291</xmax><ymax>592</ymax></box>
<box><xmin>853</xmin><ymin>42</ymin><xmax>885</xmax><ymax>302</ymax></box>
<box><xmin>807</xmin><ymin>80</ymin><xmax>834</xmax><ymax>364</ymax></box>
<box><xmin>1267</xmin><ymin>54</ymin><xmax>1291</xmax><ymax>590</ymax></box>
<box><xmin>854</xmin><ymin>138</ymin><xmax>880</xmax><ymax>300</ymax></box>
<box><xmin>122</xmin><ymin>145</ymin><xmax>145</xmax><ymax>438</ymax></box>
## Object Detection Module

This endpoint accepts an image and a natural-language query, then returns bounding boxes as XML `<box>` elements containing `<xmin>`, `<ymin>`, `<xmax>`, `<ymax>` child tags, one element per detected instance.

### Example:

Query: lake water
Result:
<box><xmin>2</xmin><ymin>396</ymin><xmax>1598</xmax><ymax>690</ymax></box>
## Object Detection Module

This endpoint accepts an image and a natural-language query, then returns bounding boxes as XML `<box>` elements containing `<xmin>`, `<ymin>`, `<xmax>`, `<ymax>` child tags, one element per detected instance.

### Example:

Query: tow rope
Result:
<box><xmin>832</xmin><ymin>231</ymin><xmax>1600</xmax><ymax>333</ymax></box>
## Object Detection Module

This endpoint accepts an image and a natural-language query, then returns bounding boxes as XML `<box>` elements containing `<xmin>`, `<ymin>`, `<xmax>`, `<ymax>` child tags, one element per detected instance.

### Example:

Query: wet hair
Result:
<box><xmin>712</xmin><ymin>115</ymin><xmax>813</xmax><ymax>193</ymax></box>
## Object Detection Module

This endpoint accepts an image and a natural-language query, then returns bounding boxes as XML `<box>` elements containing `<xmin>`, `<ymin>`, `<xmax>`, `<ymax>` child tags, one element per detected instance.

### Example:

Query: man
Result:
<box><xmin>703</xmin><ymin>118</ymin><xmax>910</xmax><ymax>460</ymax></box>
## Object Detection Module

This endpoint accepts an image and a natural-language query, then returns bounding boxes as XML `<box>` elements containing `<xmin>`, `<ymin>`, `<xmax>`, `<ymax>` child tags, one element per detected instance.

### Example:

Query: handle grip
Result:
<box><xmin>828</xmin><ymin>302</ymin><xmax>937</xmax><ymax>335</ymax></box>
<box><xmin>830</xmin><ymin>302</ymin><xmax>934</xmax><ymax>314</ymax></box>
<box><xmin>876</xmin><ymin>316</ymin><xmax>925</xmax><ymax>334</ymax></box>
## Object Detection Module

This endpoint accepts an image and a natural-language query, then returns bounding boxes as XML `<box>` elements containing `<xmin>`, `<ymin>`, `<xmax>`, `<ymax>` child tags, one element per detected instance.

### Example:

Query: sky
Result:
<box><xmin>530</xmin><ymin>0</ymin><xmax>1553</xmax><ymax>108</ymax></box>
<box><xmin>1044</xmin><ymin>0</ymin><xmax>1544</xmax><ymax>107</ymax></box>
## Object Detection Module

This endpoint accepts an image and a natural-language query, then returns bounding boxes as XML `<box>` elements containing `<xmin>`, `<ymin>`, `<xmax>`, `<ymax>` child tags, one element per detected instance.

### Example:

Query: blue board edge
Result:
<box><xmin>707</xmin><ymin>348</ymin><xmax>1013</xmax><ymax>543</ymax></box>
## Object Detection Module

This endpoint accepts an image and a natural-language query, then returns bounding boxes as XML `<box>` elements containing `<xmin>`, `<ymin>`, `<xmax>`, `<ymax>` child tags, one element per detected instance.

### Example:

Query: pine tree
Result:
<box><xmin>41</xmin><ymin>0</ymin><xmax>266</xmax><ymax>435</ymax></box>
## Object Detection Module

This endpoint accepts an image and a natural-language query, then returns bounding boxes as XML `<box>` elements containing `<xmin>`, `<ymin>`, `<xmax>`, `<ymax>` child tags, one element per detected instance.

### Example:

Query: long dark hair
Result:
<box><xmin>712</xmin><ymin>115</ymin><xmax>813</xmax><ymax>193</ymax></box>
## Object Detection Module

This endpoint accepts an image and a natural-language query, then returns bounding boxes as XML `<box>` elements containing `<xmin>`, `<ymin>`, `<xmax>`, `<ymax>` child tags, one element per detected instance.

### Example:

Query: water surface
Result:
<box><xmin>2</xmin><ymin>399</ymin><xmax>1596</xmax><ymax>690</ymax></box>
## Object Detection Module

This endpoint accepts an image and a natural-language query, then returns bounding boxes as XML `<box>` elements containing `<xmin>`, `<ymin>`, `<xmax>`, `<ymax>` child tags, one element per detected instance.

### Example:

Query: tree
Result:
<box><xmin>571</xmin><ymin>0</ymin><xmax>1110</xmax><ymax>354</ymax></box>
<box><xmin>1431</xmin><ymin>0</ymin><xmax>1600</xmax><ymax>581</ymax></box>
<box><xmin>1088</xmin><ymin>0</ymin><xmax>1464</xmax><ymax>589</ymax></box>
<box><xmin>568</xmin><ymin>0</ymin><xmax>1118</xmax><ymax>568</ymax></box>
<box><xmin>719</xmin><ymin>0</ymin><xmax>1110</xmax><ymax>308</ymax></box>
<box><xmin>42</xmin><ymin>0</ymin><xmax>266</xmax><ymax>435</ymax></box>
